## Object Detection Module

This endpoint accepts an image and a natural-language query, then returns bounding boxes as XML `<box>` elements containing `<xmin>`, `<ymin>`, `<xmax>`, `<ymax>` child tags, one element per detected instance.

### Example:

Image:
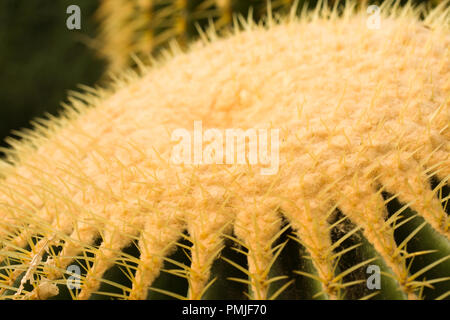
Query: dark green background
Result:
<box><xmin>0</xmin><ymin>0</ymin><xmax>105</xmax><ymax>155</ymax></box>
<box><xmin>0</xmin><ymin>0</ymin><xmax>438</xmax><ymax>156</ymax></box>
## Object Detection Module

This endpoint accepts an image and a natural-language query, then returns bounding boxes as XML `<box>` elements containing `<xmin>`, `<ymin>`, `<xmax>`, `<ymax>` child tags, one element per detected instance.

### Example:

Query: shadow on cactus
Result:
<box><xmin>0</xmin><ymin>0</ymin><xmax>449</xmax><ymax>300</ymax></box>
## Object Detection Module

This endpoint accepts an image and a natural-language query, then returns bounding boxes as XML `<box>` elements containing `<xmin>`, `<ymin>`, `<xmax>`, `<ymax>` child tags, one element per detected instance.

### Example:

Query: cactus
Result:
<box><xmin>0</xmin><ymin>1</ymin><xmax>449</xmax><ymax>300</ymax></box>
<box><xmin>95</xmin><ymin>0</ymin><xmax>322</xmax><ymax>72</ymax></box>
<box><xmin>95</xmin><ymin>0</ymin><xmax>447</xmax><ymax>73</ymax></box>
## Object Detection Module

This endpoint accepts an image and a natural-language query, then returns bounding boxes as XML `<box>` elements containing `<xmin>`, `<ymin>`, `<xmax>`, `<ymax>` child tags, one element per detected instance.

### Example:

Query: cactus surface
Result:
<box><xmin>0</xmin><ymin>1</ymin><xmax>449</xmax><ymax>300</ymax></box>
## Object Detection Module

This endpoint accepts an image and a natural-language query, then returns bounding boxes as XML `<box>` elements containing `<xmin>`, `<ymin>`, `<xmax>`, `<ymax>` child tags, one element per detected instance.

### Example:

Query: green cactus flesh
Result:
<box><xmin>0</xmin><ymin>1</ymin><xmax>449</xmax><ymax>300</ymax></box>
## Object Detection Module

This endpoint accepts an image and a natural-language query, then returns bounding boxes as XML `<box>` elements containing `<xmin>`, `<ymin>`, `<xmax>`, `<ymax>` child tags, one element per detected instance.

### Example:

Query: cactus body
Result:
<box><xmin>0</xmin><ymin>1</ymin><xmax>449</xmax><ymax>300</ymax></box>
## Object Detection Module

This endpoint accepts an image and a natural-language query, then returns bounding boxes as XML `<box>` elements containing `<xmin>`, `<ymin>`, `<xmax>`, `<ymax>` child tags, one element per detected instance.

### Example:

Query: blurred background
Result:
<box><xmin>0</xmin><ymin>0</ymin><xmax>105</xmax><ymax>156</ymax></box>
<box><xmin>0</xmin><ymin>0</ymin><xmax>443</xmax><ymax>156</ymax></box>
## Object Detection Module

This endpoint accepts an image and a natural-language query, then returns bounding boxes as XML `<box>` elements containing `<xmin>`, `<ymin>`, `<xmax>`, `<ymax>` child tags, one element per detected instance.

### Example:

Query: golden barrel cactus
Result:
<box><xmin>0</xmin><ymin>1</ymin><xmax>449</xmax><ymax>300</ymax></box>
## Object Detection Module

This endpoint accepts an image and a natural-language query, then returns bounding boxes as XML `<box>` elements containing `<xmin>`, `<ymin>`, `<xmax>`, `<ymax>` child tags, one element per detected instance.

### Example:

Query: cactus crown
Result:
<box><xmin>0</xmin><ymin>0</ymin><xmax>449</xmax><ymax>300</ymax></box>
